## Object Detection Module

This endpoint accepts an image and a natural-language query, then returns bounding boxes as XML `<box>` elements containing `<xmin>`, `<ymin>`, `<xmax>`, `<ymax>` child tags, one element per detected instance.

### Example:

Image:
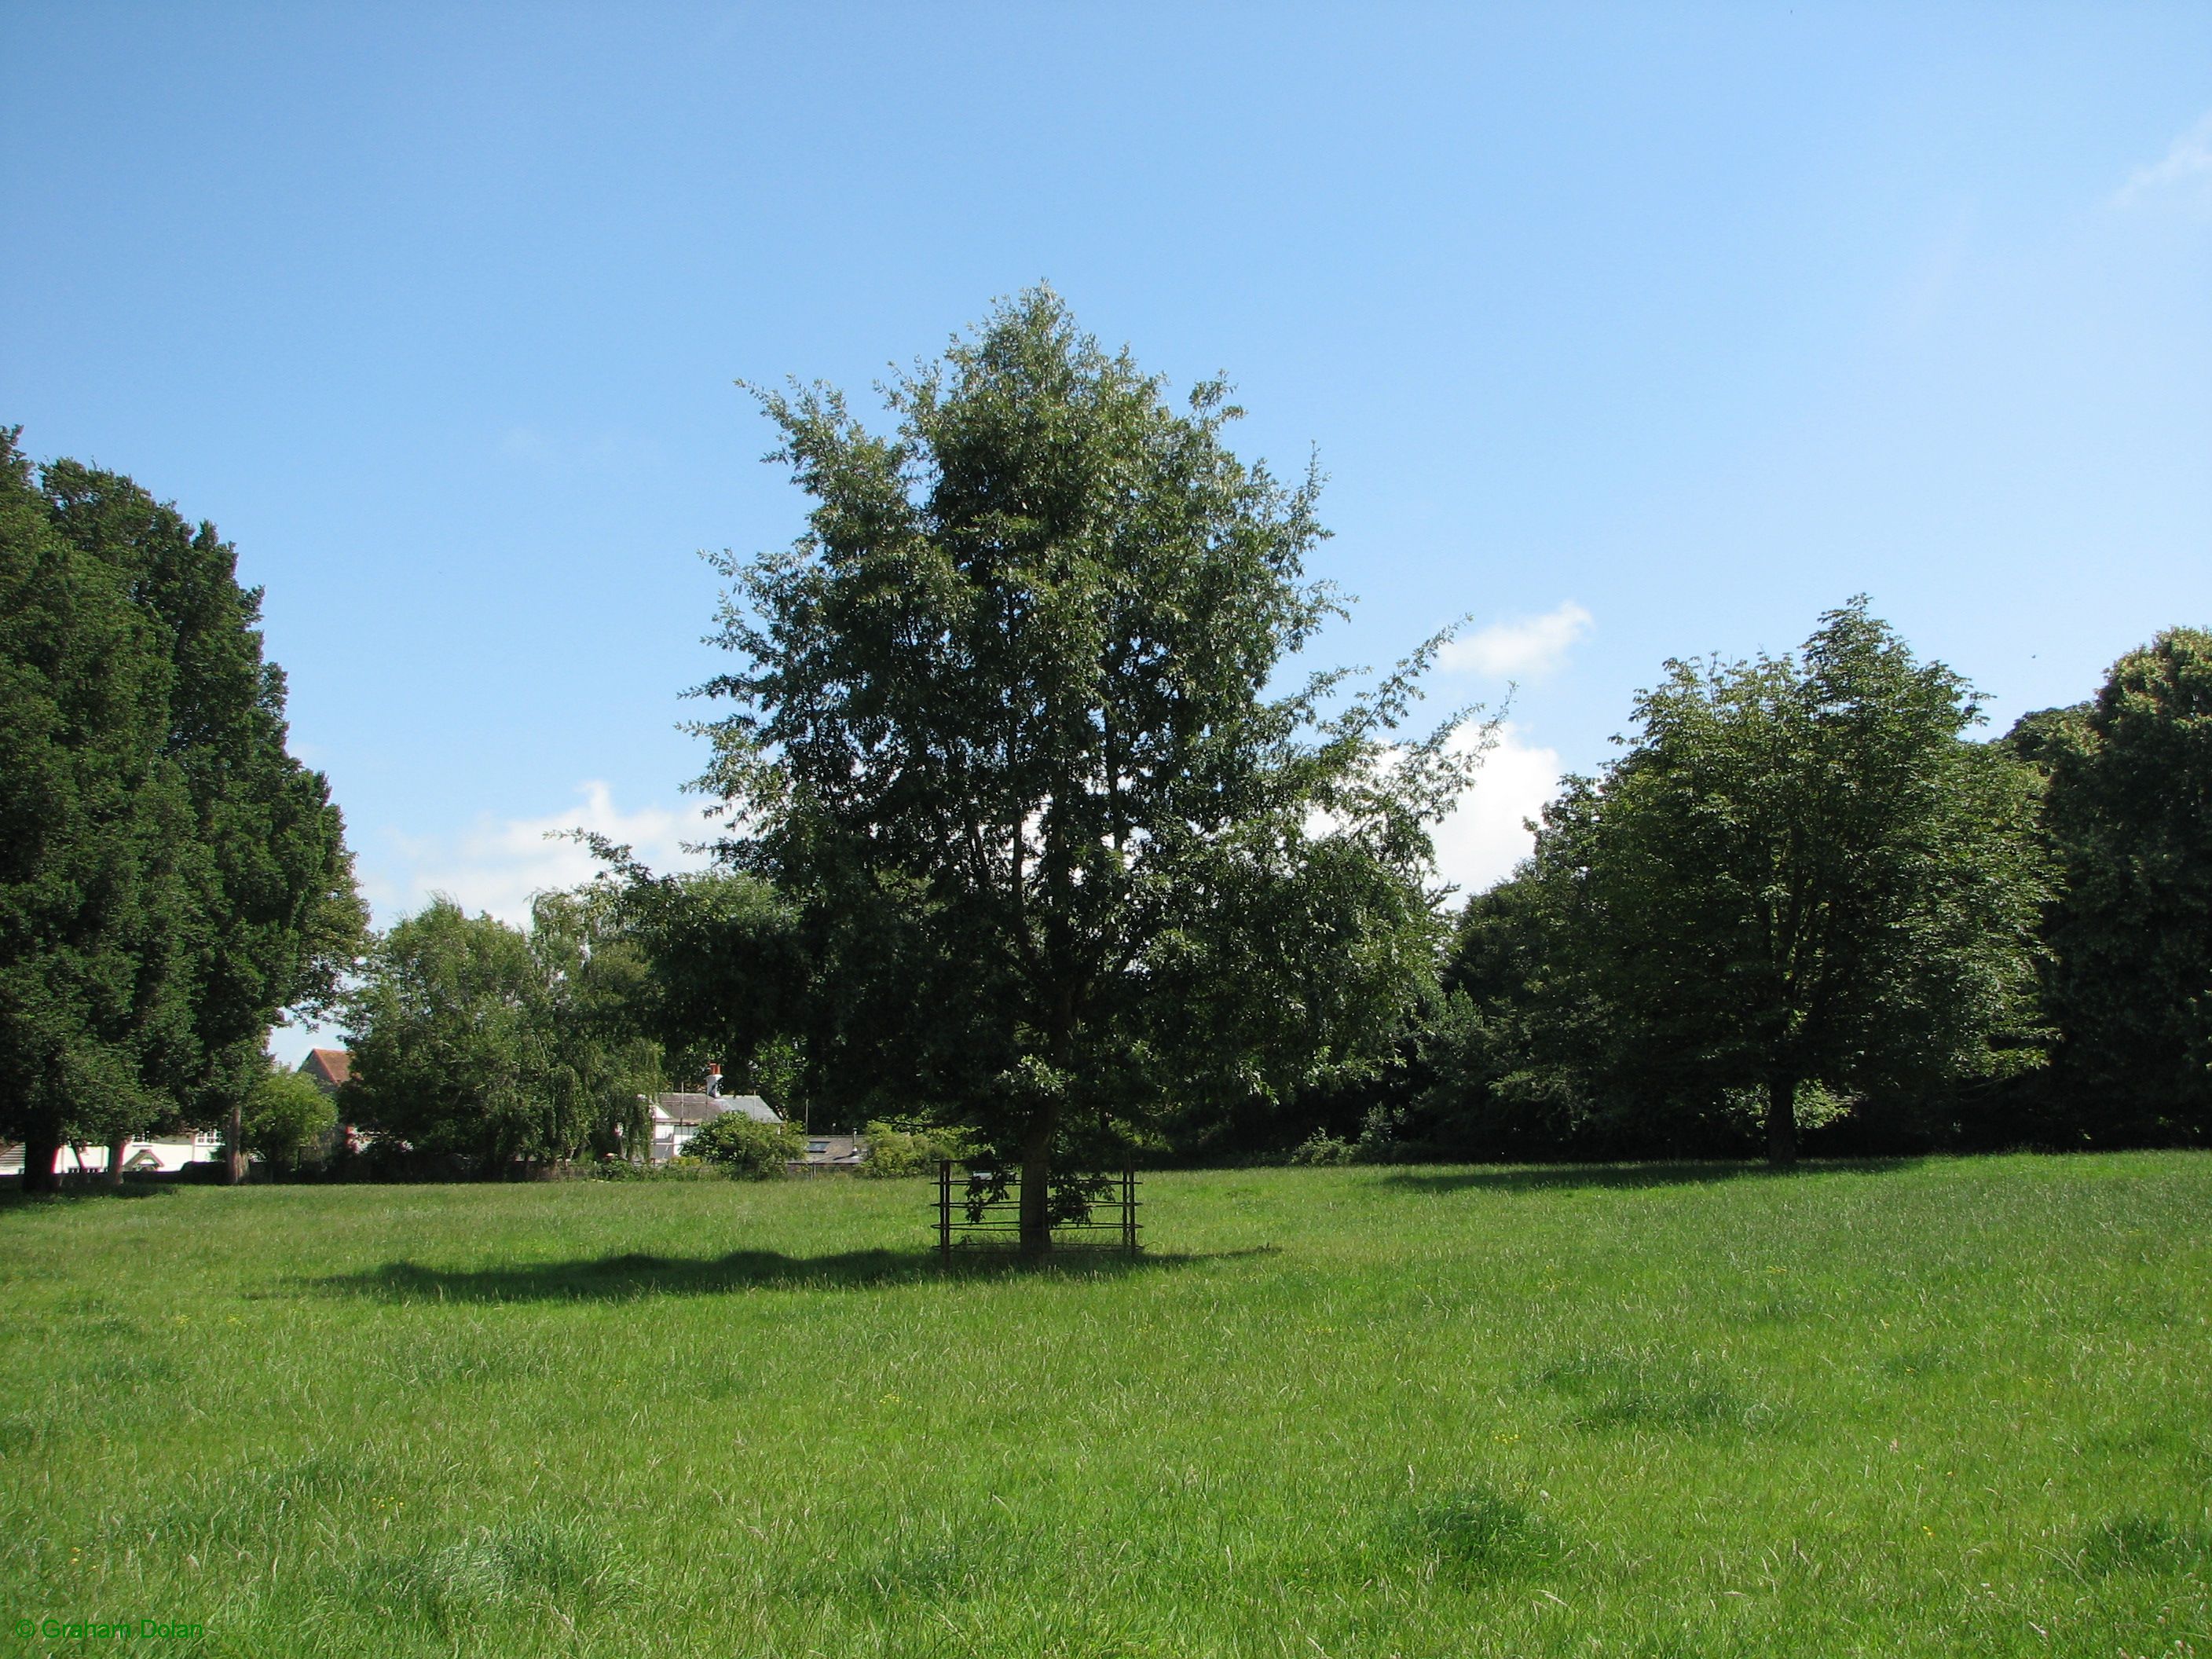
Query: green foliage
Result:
<box><xmin>1288</xmin><ymin>1128</ymin><xmax>1357</xmax><ymax>1166</ymax></box>
<box><xmin>342</xmin><ymin>903</ymin><xmax>548</xmax><ymax>1168</ymax></box>
<box><xmin>698</xmin><ymin>288</ymin><xmax>1482</xmax><ymax>1247</ymax></box>
<box><xmin>0</xmin><ymin>430</ymin><xmax>195</xmax><ymax>1181</ymax></box>
<box><xmin>684</xmin><ymin>1110</ymin><xmax>801</xmax><ymax>1177</ymax></box>
<box><xmin>526</xmin><ymin>885</ymin><xmax>661</xmax><ymax>1160</ymax></box>
<box><xmin>566</xmin><ymin>848</ymin><xmax>801</xmax><ymax>1094</ymax></box>
<box><xmin>1424</xmin><ymin>603</ymin><xmax>2054</xmax><ymax>1163</ymax></box>
<box><xmin>342</xmin><ymin>888</ymin><xmax>669</xmax><ymax>1173</ymax></box>
<box><xmin>0</xmin><ymin>430</ymin><xmax>358</xmax><ymax>1188</ymax></box>
<box><xmin>39</xmin><ymin>449</ymin><xmax>363</xmax><ymax>1151</ymax></box>
<box><xmin>243</xmin><ymin>1065</ymin><xmax>339</xmax><ymax>1172</ymax></box>
<box><xmin>2025</xmin><ymin>628</ymin><xmax>2212</xmax><ymax>1144</ymax></box>
<box><xmin>857</xmin><ymin>1116</ymin><xmax>976</xmax><ymax>1177</ymax></box>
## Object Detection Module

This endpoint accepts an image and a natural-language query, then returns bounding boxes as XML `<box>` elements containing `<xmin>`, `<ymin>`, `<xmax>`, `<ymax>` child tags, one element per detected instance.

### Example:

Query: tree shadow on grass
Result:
<box><xmin>315</xmin><ymin>1244</ymin><xmax>1251</xmax><ymax>1304</ymax></box>
<box><xmin>0</xmin><ymin>1178</ymin><xmax>176</xmax><ymax>1207</ymax></box>
<box><xmin>1381</xmin><ymin>1158</ymin><xmax>1927</xmax><ymax>1196</ymax></box>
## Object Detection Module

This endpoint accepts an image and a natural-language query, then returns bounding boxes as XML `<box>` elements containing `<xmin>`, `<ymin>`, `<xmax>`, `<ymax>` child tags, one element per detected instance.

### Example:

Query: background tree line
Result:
<box><xmin>1365</xmin><ymin>616</ymin><xmax>2211</xmax><ymax>1165</ymax></box>
<box><xmin>9</xmin><ymin>295</ymin><xmax>2206</xmax><ymax>1203</ymax></box>
<box><xmin>331</xmin><ymin>298</ymin><xmax>2211</xmax><ymax>1203</ymax></box>
<box><xmin>338</xmin><ymin>602</ymin><xmax>2205</xmax><ymax>1185</ymax></box>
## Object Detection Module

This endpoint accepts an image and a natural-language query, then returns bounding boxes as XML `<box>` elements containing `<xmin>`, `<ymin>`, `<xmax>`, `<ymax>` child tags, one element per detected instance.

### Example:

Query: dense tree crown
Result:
<box><xmin>0</xmin><ymin>431</ymin><xmax>358</xmax><ymax>1190</ymax></box>
<box><xmin>1408</xmin><ymin>603</ymin><xmax>2053</xmax><ymax>1165</ymax></box>
<box><xmin>699</xmin><ymin>289</ymin><xmax>1477</xmax><ymax>1247</ymax></box>
<box><xmin>2020</xmin><ymin>628</ymin><xmax>2212</xmax><ymax>1144</ymax></box>
<box><xmin>341</xmin><ymin>893</ymin><xmax>657</xmax><ymax>1172</ymax></box>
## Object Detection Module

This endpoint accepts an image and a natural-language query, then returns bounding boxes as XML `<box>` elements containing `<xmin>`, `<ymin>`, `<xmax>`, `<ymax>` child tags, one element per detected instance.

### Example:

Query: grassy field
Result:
<box><xmin>2</xmin><ymin>1155</ymin><xmax>2207</xmax><ymax>1657</ymax></box>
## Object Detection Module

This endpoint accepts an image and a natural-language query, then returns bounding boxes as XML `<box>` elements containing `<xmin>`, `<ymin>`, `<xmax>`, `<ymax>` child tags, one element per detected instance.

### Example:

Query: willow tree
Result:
<box><xmin>701</xmin><ymin>290</ymin><xmax>1478</xmax><ymax>1253</ymax></box>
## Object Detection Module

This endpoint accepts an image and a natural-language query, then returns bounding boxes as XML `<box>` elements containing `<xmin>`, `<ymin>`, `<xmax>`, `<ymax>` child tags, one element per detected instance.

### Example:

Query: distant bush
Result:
<box><xmin>686</xmin><ymin>1114</ymin><xmax>802</xmax><ymax>1179</ymax></box>
<box><xmin>590</xmin><ymin>1155</ymin><xmax>728</xmax><ymax>1182</ymax></box>
<box><xmin>243</xmin><ymin>1069</ymin><xmax>339</xmax><ymax>1174</ymax></box>
<box><xmin>1288</xmin><ymin>1130</ymin><xmax>1357</xmax><ymax>1166</ymax></box>
<box><xmin>858</xmin><ymin>1118</ymin><xmax>977</xmax><ymax>1178</ymax></box>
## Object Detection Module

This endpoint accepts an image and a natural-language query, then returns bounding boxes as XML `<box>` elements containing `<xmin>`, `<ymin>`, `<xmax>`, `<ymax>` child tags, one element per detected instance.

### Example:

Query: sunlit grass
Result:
<box><xmin>2</xmin><ymin>1154</ymin><xmax>2207</xmax><ymax>1656</ymax></box>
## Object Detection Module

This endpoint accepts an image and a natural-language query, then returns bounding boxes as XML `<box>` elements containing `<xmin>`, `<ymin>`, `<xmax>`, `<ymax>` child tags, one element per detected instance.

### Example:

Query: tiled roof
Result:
<box><xmin>653</xmin><ymin>1092</ymin><xmax>780</xmax><ymax>1126</ymax></box>
<box><xmin>300</xmin><ymin>1048</ymin><xmax>353</xmax><ymax>1088</ymax></box>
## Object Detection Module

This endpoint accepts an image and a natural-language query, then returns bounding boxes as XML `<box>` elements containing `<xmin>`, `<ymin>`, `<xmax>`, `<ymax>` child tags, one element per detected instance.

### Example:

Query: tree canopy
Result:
<box><xmin>1484</xmin><ymin>602</ymin><xmax>2053</xmax><ymax>1164</ymax></box>
<box><xmin>341</xmin><ymin>895</ymin><xmax>658</xmax><ymax>1173</ymax></box>
<box><xmin>2024</xmin><ymin>628</ymin><xmax>2212</xmax><ymax>1144</ymax></box>
<box><xmin>698</xmin><ymin>289</ymin><xmax>1479</xmax><ymax>1248</ymax></box>
<box><xmin>0</xmin><ymin>431</ymin><xmax>358</xmax><ymax>1190</ymax></box>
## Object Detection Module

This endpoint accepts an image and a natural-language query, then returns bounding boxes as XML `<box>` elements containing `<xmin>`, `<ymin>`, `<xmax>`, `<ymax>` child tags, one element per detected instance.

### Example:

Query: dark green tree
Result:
<box><xmin>342</xmin><ymin>895</ymin><xmax>661</xmax><ymax>1171</ymax></box>
<box><xmin>699</xmin><ymin>290</ymin><xmax>1480</xmax><ymax>1252</ymax></box>
<box><xmin>570</xmin><ymin>846</ymin><xmax>804</xmax><ymax>1106</ymax></box>
<box><xmin>38</xmin><ymin>456</ymin><xmax>362</xmax><ymax>1183</ymax></box>
<box><xmin>1403</xmin><ymin>867</ymin><xmax>1594</xmax><ymax>1159</ymax></box>
<box><xmin>2027</xmin><ymin>628</ymin><xmax>2212</xmax><ymax>1143</ymax></box>
<box><xmin>0</xmin><ymin>432</ymin><xmax>196</xmax><ymax>1192</ymax></box>
<box><xmin>342</xmin><ymin>900</ymin><xmax>548</xmax><ymax>1170</ymax></box>
<box><xmin>1529</xmin><ymin>602</ymin><xmax>2053</xmax><ymax>1165</ymax></box>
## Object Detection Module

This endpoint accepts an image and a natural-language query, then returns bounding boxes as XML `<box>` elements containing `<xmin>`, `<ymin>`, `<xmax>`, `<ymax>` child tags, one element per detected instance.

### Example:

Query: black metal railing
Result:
<box><xmin>934</xmin><ymin>1161</ymin><xmax>1140</xmax><ymax>1261</ymax></box>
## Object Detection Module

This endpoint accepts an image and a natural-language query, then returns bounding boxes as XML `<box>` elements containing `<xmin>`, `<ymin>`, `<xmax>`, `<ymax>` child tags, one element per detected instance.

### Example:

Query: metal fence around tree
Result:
<box><xmin>934</xmin><ymin>1161</ymin><xmax>1140</xmax><ymax>1261</ymax></box>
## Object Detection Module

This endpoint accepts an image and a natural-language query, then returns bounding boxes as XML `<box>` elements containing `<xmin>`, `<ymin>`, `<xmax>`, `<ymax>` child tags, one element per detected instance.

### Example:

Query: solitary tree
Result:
<box><xmin>699</xmin><ymin>290</ymin><xmax>1480</xmax><ymax>1252</ymax></box>
<box><xmin>1536</xmin><ymin>602</ymin><xmax>2052</xmax><ymax>1165</ymax></box>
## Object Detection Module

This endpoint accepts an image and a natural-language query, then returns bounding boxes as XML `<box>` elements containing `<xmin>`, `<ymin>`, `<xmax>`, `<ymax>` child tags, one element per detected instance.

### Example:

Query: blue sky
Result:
<box><xmin>4</xmin><ymin>5</ymin><xmax>2207</xmax><ymax>1057</ymax></box>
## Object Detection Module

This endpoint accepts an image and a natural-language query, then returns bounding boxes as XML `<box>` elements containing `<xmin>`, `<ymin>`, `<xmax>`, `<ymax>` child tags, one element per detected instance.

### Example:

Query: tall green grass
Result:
<box><xmin>2</xmin><ymin>1154</ymin><xmax>2206</xmax><ymax>1656</ymax></box>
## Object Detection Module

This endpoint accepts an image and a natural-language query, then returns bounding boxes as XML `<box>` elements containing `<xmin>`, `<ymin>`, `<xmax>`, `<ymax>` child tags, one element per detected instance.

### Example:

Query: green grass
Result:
<box><xmin>2</xmin><ymin>1154</ymin><xmax>2207</xmax><ymax>1657</ymax></box>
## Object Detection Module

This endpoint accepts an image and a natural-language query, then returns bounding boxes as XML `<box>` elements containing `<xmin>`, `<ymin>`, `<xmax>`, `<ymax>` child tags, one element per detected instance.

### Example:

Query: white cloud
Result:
<box><xmin>362</xmin><ymin>782</ymin><xmax>714</xmax><ymax>930</ymax></box>
<box><xmin>1437</xmin><ymin>601</ymin><xmax>1594</xmax><ymax>679</ymax></box>
<box><xmin>1428</xmin><ymin>722</ymin><xmax>1564</xmax><ymax>900</ymax></box>
<box><xmin>273</xmin><ymin>784</ymin><xmax>715</xmax><ymax>1066</ymax></box>
<box><xmin>2117</xmin><ymin>109</ymin><xmax>2212</xmax><ymax>208</ymax></box>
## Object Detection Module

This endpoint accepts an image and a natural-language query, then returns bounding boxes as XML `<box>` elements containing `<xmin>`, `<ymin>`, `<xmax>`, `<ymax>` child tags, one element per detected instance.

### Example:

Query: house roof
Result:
<box><xmin>652</xmin><ymin>1092</ymin><xmax>779</xmax><ymax>1126</ymax></box>
<box><xmin>299</xmin><ymin>1048</ymin><xmax>352</xmax><ymax>1089</ymax></box>
<box><xmin>800</xmin><ymin>1134</ymin><xmax>866</xmax><ymax>1165</ymax></box>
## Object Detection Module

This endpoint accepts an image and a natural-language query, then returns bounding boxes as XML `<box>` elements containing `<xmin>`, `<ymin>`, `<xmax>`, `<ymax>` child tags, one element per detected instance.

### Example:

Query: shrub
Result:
<box><xmin>243</xmin><ymin>1069</ymin><xmax>339</xmax><ymax>1173</ymax></box>
<box><xmin>1289</xmin><ymin>1129</ymin><xmax>1357</xmax><ymax>1166</ymax></box>
<box><xmin>686</xmin><ymin>1112</ymin><xmax>802</xmax><ymax>1178</ymax></box>
<box><xmin>858</xmin><ymin>1118</ymin><xmax>977</xmax><ymax>1177</ymax></box>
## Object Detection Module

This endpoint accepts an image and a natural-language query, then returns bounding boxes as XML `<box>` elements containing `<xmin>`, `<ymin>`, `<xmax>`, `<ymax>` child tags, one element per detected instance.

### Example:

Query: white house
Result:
<box><xmin>0</xmin><ymin>1132</ymin><xmax>222</xmax><ymax>1177</ymax></box>
<box><xmin>649</xmin><ymin>1091</ymin><xmax>780</xmax><ymax>1162</ymax></box>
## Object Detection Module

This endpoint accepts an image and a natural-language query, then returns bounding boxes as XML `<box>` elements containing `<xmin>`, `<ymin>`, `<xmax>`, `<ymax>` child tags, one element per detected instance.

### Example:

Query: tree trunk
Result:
<box><xmin>104</xmin><ymin>1133</ymin><xmax>130</xmax><ymax>1188</ymax></box>
<box><xmin>225</xmin><ymin>1098</ymin><xmax>247</xmax><ymax>1185</ymax></box>
<box><xmin>1017</xmin><ymin>1109</ymin><xmax>1056</xmax><ymax>1260</ymax></box>
<box><xmin>1766</xmin><ymin>1076</ymin><xmax>1799</xmax><ymax>1168</ymax></box>
<box><xmin>19</xmin><ymin>1130</ymin><xmax>60</xmax><ymax>1195</ymax></box>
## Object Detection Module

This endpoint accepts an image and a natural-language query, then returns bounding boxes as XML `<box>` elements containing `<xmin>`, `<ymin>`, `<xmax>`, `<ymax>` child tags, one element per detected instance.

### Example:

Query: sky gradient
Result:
<box><xmin>3</xmin><ymin>5</ymin><xmax>2207</xmax><ymax>1057</ymax></box>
